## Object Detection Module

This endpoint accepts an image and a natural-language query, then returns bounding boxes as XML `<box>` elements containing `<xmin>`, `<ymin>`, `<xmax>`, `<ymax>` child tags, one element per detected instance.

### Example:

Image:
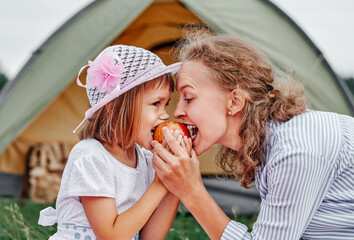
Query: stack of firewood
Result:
<box><xmin>27</xmin><ymin>143</ymin><xmax>71</xmax><ymax>203</ymax></box>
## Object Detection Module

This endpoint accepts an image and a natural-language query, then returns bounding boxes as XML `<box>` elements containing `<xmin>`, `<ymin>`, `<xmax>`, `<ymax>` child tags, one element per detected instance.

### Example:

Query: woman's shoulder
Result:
<box><xmin>270</xmin><ymin>110</ymin><xmax>340</xmax><ymax>135</ymax></box>
<box><xmin>267</xmin><ymin>110</ymin><xmax>345</xmax><ymax>160</ymax></box>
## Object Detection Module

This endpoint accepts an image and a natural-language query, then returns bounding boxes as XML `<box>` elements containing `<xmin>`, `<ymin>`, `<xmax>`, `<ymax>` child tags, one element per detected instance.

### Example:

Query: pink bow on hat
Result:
<box><xmin>77</xmin><ymin>51</ymin><xmax>124</xmax><ymax>93</ymax></box>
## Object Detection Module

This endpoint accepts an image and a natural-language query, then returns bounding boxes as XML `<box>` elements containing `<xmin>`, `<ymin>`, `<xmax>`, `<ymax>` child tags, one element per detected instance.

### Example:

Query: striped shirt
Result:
<box><xmin>221</xmin><ymin>110</ymin><xmax>354</xmax><ymax>240</ymax></box>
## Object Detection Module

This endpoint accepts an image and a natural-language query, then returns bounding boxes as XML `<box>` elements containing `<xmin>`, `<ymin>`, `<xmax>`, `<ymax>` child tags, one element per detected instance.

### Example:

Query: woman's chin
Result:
<box><xmin>194</xmin><ymin>143</ymin><xmax>208</xmax><ymax>156</ymax></box>
<box><xmin>195</xmin><ymin>149</ymin><xmax>203</xmax><ymax>156</ymax></box>
<box><xmin>193</xmin><ymin>138</ymin><xmax>216</xmax><ymax>156</ymax></box>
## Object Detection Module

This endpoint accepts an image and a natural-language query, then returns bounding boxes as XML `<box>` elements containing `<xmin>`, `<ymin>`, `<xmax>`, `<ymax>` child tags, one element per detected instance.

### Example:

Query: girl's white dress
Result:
<box><xmin>39</xmin><ymin>138</ymin><xmax>155</xmax><ymax>240</ymax></box>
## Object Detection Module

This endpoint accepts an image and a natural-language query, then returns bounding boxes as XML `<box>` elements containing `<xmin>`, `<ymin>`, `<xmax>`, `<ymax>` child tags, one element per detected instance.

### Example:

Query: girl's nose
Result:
<box><xmin>160</xmin><ymin>111</ymin><xmax>169</xmax><ymax>121</ymax></box>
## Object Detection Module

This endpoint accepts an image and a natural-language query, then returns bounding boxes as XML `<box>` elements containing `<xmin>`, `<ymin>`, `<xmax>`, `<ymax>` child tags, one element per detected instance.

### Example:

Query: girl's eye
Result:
<box><xmin>164</xmin><ymin>99</ymin><xmax>171</xmax><ymax>110</ymax></box>
<box><xmin>184</xmin><ymin>98</ymin><xmax>193</xmax><ymax>103</ymax></box>
<box><xmin>153</xmin><ymin>101</ymin><xmax>160</xmax><ymax>107</ymax></box>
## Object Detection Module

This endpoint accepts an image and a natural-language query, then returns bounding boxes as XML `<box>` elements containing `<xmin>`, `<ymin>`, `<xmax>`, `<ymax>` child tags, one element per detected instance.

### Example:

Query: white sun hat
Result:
<box><xmin>74</xmin><ymin>45</ymin><xmax>181</xmax><ymax>133</ymax></box>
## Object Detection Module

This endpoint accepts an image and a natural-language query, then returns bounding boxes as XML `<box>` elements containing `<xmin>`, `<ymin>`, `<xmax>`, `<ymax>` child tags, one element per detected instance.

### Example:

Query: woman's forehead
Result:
<box><xmin>176</xmin><ymin>61</ymin><xmax>217</xmax><ymax>91</ymax></box>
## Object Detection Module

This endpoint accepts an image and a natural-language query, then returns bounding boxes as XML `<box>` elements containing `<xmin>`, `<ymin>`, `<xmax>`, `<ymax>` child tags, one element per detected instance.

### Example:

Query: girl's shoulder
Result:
<box><xmin>135</xmin><ymin>145</ymin><xmax>153</xmax><ymax>169</ymax></box>
<box><xmin>69</xmin><ymin>138</ymin><xmax>109</xmax><ymax>162</ymax></box>
<box><xmin>72</xmin><ymin>138</ymin><xmax>104</xmax><ymax>152</ymax></box>
<box><xmin>136</xmin><ymin>145</ymin><xmax>153</xmax><ymax>160</ymax></box>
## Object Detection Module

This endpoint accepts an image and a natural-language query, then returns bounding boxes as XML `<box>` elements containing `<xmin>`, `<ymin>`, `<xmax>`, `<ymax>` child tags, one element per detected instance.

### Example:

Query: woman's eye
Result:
<box><xmin>153</xmin><ymin>101</ymin><xmax>160</xmax><ymax>107</ymax></box>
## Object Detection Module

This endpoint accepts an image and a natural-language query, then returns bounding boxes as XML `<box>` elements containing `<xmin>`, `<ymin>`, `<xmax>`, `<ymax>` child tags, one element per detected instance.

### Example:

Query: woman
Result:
<box><xmin>151</xmin><ymin>33</ymin><xmax>354</xmax><ymax>239</ymax></box>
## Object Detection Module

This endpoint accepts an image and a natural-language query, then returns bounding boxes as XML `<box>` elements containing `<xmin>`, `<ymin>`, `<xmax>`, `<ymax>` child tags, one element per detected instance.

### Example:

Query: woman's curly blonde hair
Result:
<box><xmin>176</xmin><ymin>32</ymin><xmax>307</xmax><ymax>188</ymax></box>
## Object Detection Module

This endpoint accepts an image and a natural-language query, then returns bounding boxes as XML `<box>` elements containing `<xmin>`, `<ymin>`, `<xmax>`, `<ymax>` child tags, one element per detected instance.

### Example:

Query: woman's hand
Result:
<box><xmin>151</xmin><ymin>127</ymin><xmax>203</xmax><ymax>202</ymax></box>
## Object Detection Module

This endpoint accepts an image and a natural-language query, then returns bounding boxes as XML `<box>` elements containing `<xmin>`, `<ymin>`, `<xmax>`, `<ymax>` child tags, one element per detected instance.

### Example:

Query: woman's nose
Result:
<box><xmin>173</xmin><ymin>101</ymin><xmax>185</xmax><ymax>119</ymax></box>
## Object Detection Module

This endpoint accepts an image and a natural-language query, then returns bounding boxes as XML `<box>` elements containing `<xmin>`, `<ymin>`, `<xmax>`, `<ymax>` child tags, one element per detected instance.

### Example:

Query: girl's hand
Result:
<box><xmin>161</xmin><ymin>127</ymin><xmax>192</xmax><ymax>156</ymax></box>
<box><xmin>151</xmin><ymin>127</ymin><xmax>203</xmax><ymax>202</ymax></box>
<box><xmin>152</xmin><ymin>127</ymin><xmax>193</xmax><ymax>193</ymax></box>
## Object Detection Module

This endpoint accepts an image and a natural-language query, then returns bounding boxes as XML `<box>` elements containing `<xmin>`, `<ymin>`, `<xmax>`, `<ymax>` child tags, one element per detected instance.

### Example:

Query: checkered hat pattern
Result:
<box><xmin>87</xmin><ymin>45</ymin><xmax>160</xmax><ymax>106</ymax></box>
<box><xmin>73</xmin><ymin>45</ymin><xmax>181</xmax><ymax>132</ymax></box>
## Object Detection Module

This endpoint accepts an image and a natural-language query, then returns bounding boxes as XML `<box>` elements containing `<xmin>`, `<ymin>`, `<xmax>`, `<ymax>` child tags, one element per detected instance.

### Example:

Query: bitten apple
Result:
<box><xmin>153</xmin><ymin>122</ymin><xmax>190</xmax><ymax>143</ymax></box>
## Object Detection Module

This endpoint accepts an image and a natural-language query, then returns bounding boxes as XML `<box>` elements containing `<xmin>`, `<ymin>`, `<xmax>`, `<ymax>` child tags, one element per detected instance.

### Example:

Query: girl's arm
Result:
<box><xmin>81</xmin><ymin>133</ymin><xmax>189</xmax><ymax>240</ymax></box>
<box><xmin>81</xmin><ymin>175</ymin><xmax>167</xmax><ymax>240</ymax></box>
<box><xmin>140</xmin><ymin>133</ymin><xmax>191</xmax><ymax>239</ymax></box>
<box><xmin>139</xmin><ymin>192</ymin><xmax>179</xmax><ymax>239</ymax></box>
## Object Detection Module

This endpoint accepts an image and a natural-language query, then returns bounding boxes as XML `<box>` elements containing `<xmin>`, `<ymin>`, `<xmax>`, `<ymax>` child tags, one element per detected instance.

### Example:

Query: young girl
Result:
<box><xmin>38</xmin><ymin>45</ymin><xmax>189</xmax><ymax>240</ymax></box>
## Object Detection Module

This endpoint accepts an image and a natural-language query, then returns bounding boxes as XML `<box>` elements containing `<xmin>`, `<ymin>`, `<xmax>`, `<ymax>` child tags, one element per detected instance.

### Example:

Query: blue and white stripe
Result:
<box><xmin>221</xmin><ymin>110</ymin><xmax>354</xmax><ymax>240</ymax></box>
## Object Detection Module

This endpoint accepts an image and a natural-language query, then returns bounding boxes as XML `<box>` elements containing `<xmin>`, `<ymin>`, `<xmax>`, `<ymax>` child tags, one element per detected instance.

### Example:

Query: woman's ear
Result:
<box><xmin>226</xmin><ymin>89</ymin><xmax>246</xmax><ymax>115</ymax></box>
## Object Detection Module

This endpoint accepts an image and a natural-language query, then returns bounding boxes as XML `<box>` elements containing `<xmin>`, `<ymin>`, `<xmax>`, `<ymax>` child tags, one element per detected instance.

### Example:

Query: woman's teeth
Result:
<box><xmin>187</xmin><ymin>125</ymin><xmax>198</xmax><ymax>140</ymax></box>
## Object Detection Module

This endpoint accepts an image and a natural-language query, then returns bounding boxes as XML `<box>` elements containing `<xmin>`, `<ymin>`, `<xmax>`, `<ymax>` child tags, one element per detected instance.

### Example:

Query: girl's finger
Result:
<box><xmin>152</xmin><ymin>140</ymin><xmax>177</xmax><ymax>165</ymax></box>
<box><xmin>152</xmin><ymin>152</ymin><xmax>169</xmax><ymax>174</ymax></box>
<box><xmin>172</xmin><ymin>129</ymin><xmax>180</xmax><ymax>138</ymax></box>
<box><xmin>162</xmin><ymin>139</ymin><xmax>171</xmax><ymax>153</ymax></box>
<box><xmin>179</xmin><ymin>135</ymin><xmax>188</xmax><ymax>153</ymax></box>
<box><xmin>183</xmin><ymin>136</ymin><xmax>192</xmax><ymax>156</ymax></box>
<box><xmin>177</xmin><ymin>134</ymin><xmax>183</xmax><ymax>145</ymax></box>
<box><xmin>162</xmin><ymin>127</ymin><xmax>187</xmax><ymax>157</ymax></box>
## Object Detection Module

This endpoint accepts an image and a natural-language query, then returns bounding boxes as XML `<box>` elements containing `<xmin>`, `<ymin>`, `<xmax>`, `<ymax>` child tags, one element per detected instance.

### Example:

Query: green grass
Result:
<box><xmin>0</xmin><ymin>197</ymin><xmax>257</xmax><ymax>240</ymax></box>
<box><xmin>0</xmin><ymin>198</ymin><xmax>57</xmax><ymax>240</ymax></box>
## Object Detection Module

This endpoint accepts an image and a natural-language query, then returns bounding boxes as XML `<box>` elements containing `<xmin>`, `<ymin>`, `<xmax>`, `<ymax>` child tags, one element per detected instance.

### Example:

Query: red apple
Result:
<box><xmin>153</xmin><ymin>122</ymin><xmax>190</xmax><ymax>143</ymax></box>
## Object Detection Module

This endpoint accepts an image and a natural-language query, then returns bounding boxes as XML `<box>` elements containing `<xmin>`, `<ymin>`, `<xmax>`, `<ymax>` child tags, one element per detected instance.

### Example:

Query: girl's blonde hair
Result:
<box><xmin>176</xmin><ymin>32</ymin><xmax>307</xmax><ymax>188</ymax></box>
<box><xmin>79</xmin><ymin>74</ymin><xmax>174</xmax><ymax>150</ymax></box>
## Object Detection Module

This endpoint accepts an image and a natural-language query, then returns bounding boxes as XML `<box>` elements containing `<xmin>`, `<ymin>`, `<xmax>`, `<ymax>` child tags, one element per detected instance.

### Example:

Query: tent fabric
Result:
<box><xmin>0</xmin><ymin>0</ymin><xmax>154</xmax><ymax>156</ymax></box>
<box><xmin>0</xmin><ymin>81</ymin><xmax>87</xmax><ymax>174</ymax></box>
<box><xmin>1</xmin><ymin>0</ymin><xmax>353</xmax><ymax>178</ymax></box>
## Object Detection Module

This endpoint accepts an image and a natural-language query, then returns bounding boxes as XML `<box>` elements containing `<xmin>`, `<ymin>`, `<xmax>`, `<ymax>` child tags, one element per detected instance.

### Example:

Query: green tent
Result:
<box><xmin>0</xmin><ymin>0</ymin><xmax>353</xmax><ymax>213</ymax></box>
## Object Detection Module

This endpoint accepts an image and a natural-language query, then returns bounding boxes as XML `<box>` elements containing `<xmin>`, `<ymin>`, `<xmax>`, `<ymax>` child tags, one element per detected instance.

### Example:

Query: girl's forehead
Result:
<box><xmin>143</xmin><ymin>81</ymin><xmax>172</xmax><ymax>96</ymax></box>
<box><xmin>145</xmin><ymin>74</ymin><xmax>174</xmax><ymax>90</ymax></box>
